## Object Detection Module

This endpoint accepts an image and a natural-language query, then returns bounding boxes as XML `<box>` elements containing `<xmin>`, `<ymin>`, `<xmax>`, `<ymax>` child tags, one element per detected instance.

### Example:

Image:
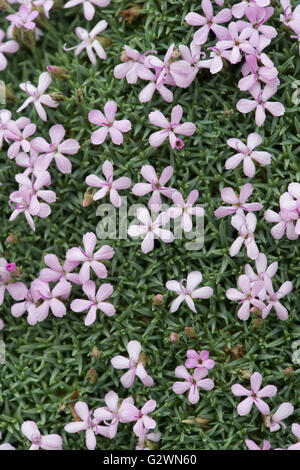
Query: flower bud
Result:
<box><xmin>50</xmin><ymin>92</ymin><xmax>66</xmax><ymax>102</ymax></box>
<box><xmin>250</xmin><ymin>306</ymin><xmax>261</xmax><ymax>315</ymax></box>
<box><xmin>119</xmin><ymin>4</ymin><xmax>142</xmax><ymax>24</ymax></box>
<box><xmin>250</xmin><ymin>317</ymin><xmax>263</xmax><ymax>329</ymax></box>
<box><xmin>284</xmin><ymin>366</ymin><xmax>294</xmax><ymax>377</ymax></box>
<box><xmin>58</xmin><ymin>403</ymin><xmax>66</xmax><ymax>412</ymax></box>
<box><xmin>0</xmin><ymin>0</ymin><xmax>10</xmax><ymax>11</ymax></box>
<box><xmin>231</xmin><ymin>344</ymin><xmax>244</xmax><ymax>359</ymax></box>
<box><xmin>239</xmin><ymin>369</ymin><xmax>251</xmax><ymax>380</ymax></box>
<box><xmin>5</xmin><ymin>262</ymin><xmax>16</xmax><ymax>273</ymax></box>
<box><xmin>152</xmin><ymin>294</ymin><xmax>164</xmax><ymax>306</ymax></box>
<box><xmin>121</xmin><ymin>50</ymin><xmax>130</xmax><ymax>62</ymax></box>
<box><xmin>47</xmin><ymin>65</ymin><xmax>70</xmax><ymax>81</ymax></box>
<box><xmin>90</xmin><ymin>346</ymin><xmax>101</xmax><ymax>359</ymax></box>
<box><xmin>6</xmin><ymin>234</ymin><xmax>18</xmax><ymax>244</ymax></box>
<box><xmin>171</xmin><ymin>48</ymin><xmax>180</xmax><ymax>59</ymax></box>
<box><xmin>169</xmin><ymin>332</ymin><xmax>179</xmax><ymax>344</ymax></box>
<box><xmin>76</xmin><ymin>88</ymin><xmax>85</xmax><ymax>102</ymax></box>
<box><xmin>185</xmin><ymin>327</ymin><xmax>196</xmax><ymax>339</ymax></box>
<box><xmin>86</xmin><ymin>367</ymin><xmax>98</xmax><ymax>383</ymax></box>
<box><xmin>82</xmin><ymin>188</ymin><xmax>95</xmax><ymax>207</ymax></box>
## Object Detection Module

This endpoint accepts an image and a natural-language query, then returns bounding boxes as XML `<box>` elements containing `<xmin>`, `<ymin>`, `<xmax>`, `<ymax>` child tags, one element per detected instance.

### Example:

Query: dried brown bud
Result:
<box><xmin>86</xmin><ymin>367</ymin><xmax>98</xmax><ymax>383</ymax></box>
<box><xmin>250</xmin><ymin>306</ymin><xmax>261</xmax><ymax>315</ymax></box>
<box><xmin>120</xmin><ymin>3</ymin><xmax>143</xmax><ymax>24</ymax></box>
<box><xmin>152</xmin><ymin>293</ymin><xmax>164</xmax><ymax>306</ymax></box>
<box><xmin>58</xmin><ymin>403</ymin><xmax>66</xmax><ymax>412</ymax></box>
<box><xmin>185</xmin><ymin>327</ymin><xmax>197</xmax><ymax>339</ymax></box>
<box><xmin>169</xmin><ymin>332</ymin><xmax>179</xmax><ymax>344</ymax></box>
<box><xmin>231</xmin><ymin>344</ymin><xmax>244</xmax><ymax>359</ymax></box>
<box><xmin>76</xmin><ymin>88</ymin><xmax>85</xmax><ymax>102</ymax></box>
<box><xmin>284</xmin><ymin>366</ymin><xmax>294</xmax><ymax>377</ymax></box>
<box><xmin>82</xmin><ymin>188</ymin><xmax>95</xmax><ymax>207</ymax></box>
<box><xmin>0</xmin><ymin>0</ymin><xmax>10</xmax><ymax>12</ymax></box>
<box><xmin>121</xmin><ymin>50</ymin><xmax>130</xmax><ymax>62</ymax></box>
<box><xmin>239</xmin><ymin>369</ymin><xmax>251</xmax><ymax>380</ymax></box>
<box><xmin>91</xmin><ymin>346</ymin><xmax>101</xmax><ymax>359</ymax></box>
<box><xmin>50</xmin><ymin>92</ymin><xmax>66</xmax><ymax>102</ymax></box>
<box><xmin>47</xmin><ymin>65</ymin><xmax>70</xmax><ymax>81</ymax></box>
<box><xmin>250</xmin><ymin>317</ymin><xmax>263</xmax><ymax>329</ymax></box>
<box><xmin>6</xmin><ymin>234</ymin><xmax>18</xmax><ymax>245</ymax></box>
<box><xmin>171</xmin><ymin>48</ymin><xmax>180</xmax><ymax>59</ymax></box>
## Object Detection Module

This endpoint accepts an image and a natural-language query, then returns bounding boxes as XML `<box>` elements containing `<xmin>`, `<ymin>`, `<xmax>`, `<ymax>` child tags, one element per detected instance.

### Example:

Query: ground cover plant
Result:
<box><xmin>0</xmin><ymin>0</ymin><xmax>299</xmax><ymax>451</ymax></box>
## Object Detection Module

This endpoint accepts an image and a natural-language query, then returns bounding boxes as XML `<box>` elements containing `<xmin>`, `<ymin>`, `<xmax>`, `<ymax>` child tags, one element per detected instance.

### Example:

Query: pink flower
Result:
<box><xmin>31</xmin><ymin>124</ymin><xmax>80</xmax><ymax>174</ymax></box>
<box><xmin>166</xmin><ymin>271</ymin><xmax>213</xmax><ymax>313</ymax></box>
<box><xmin>64</xmin><ymin>0</ymin><xmax>111</xmax><ymax>21</ymax></box>
<box><xmin>0</xmin><ymin>257</ymin><xmax>27</xmax><ymax>306</ymax></box>
<box><xmin>244</xmin><ymin>252</ymin><xmax>278</xmax><ymax>293</ymax></box>
<box><xmin>148</xmin><ymin>105</ymin><xmax>196</xmax><ymax>149</ymax></box>
<box><xmin>118</xmin><ymin>399</ymin><xmax>157</xmax><ymax>437</ymax></box>
<box><xmin>111</xmin><ymin>340</ymin><xmax>154</xmax><ymax>388</ymax></box>
<box><xmin>114</xmin><ymin>46</ymin><xmax>155</xmax><ymax>84</ymax></box>
<box><xmin>89</xmin><ymin>101</ymin><xmax>131</xmax><ymax>145</ymax></box>
<box><xmin>21</xmin><ymin>421</ymin><xmax>62</xmax><ymax>450</ymax></box>
<box><xmin>0</xmin><ymin>109</ymin><xmax>12</xmax><ymax>148</ymax></box>
<box><xmin>136</xmin><ymin>430</ymin><xmax>161</xmax><ymax>450</ymax></box>
<box><xmin>33</xmin><ymin>279</ymin><xmax>72</xmax><ymax>321</ymax></box>
<box><xmin>66</xmin><ymin>232</ymin><xmax>114</xmax><ymax>283</ymax></box>
<box><xmin>236</xmin><ymin>83</ymin><xmax>285</xmax><ymax>127</ymax></box>
<box><xmin>185</xmin><ymin>0</ymin><xmax>232</xmax><ymax>45</ymax></box>
<box><xmin>265</xmin><ymin>403</ymin><xmax>294</xmax><ymax>432</ymax></box>
<box><xmin>5</xmin><ymin>119</ymin><xmax>36</xmax><ymax>159</ymax></box>
<box><xmin>226</xmin><ymin>133</ymin><xmax>271</xmax><ymax>177</ymax></box>
<box><xmin>214</xmin><ymin>183</ymin><xmax>263</xmax><ymax>218</ymax></box>
<box><xmin>39</xmin><ymin>254</ymin><xmax>81</xmax><ymax>284</ymax></box>
<box><xmin>63</xmin><ymin>21</ymin><xmax>108</xmax><ymax>65</ymax></box>
<box><xmin>0</xmin><ymin>29</ymin><xmax>19</xmax><ymax>71</ymax></box>
<box><xmin>94</xmin><ymin>392</ymin><xmax>134</xmax><ymax>439</ymax></box>
<box><xmin>245</xmin><ymin>439</ymin><xmax>271</xmax><ymax>450</ymax></box>
<box><xmin>128</xmin><ymin>208</ymin><xmax>174</xmax><ymax>254</ymax></box>
<box><xmin>226</xmin><ymin>274</ymin><xmax>266</xmax><ymax>320</ymax></box>
<box><xmin>64</xmin><ymin>401</ymin><xmax>101</xmax><ymax>450</ymax></box>
<box><xmin>85</xmin><ymin>160</ymin><xmax>131</xmax><ymax>208</ymax></box>
<box><xmin>262</xmin><ymin>275</ymin><xmax>293</xmax><ymax>320</ymax></box>
<box><xmin>216</xmin><ymin>22</ymin><xmax>255</xmax><ymax>64</ymax></box>
<box><xmin>238</xmin><ymin>55</ymin><xmax>279</xmax><ymax>91</ymax></box>
<box><xmin>172</xmin><ymin>366</ymin><xmax>214</xmax><ymax>404</ymax></box>
<box><xmin>17</xmin><ymin>72</ymin><xmax>59</xmax><ymax>122</ymax></box>
<box><xmin>0</xmin><ymin>442</ymin><xmax>15</xmax><ymax>450</ymax></box>
<box><xmin>238</xmin><ymin>6</ymin><xmax>277</xmax><ymax>41</ymax></box>
<box><xmin>232</xmin><ymin>0</ymin><xmax>270</xmax><ymax>19</ymax></box>
<box><xmin>168</xmin><ymin>190</ymin><xmax>204</xmax><ymax>232</ymax></box>
<box><xmin>288</xmin><ymin>423</ymin><xmax>300</xmax><ymax>450</ymax></box>
<box><xmin>33</xmin><ymin>0</ymin><xmax>54</xmax><ymax>19</ymax></box>
<box><xmin>132</xmin><ymin>165</ymin><xmax>175</xmax><ymax>212</ymax></box>
<box><xmin>231</xmin><ymin>371</ymin><xmax>277</xmax><ymax>416</ymax></box>
<box><xmin>264</xmin><ymin>207</ymin><xmax>298</xmax><ymax>241</ymax></box>
<box><xmin>11</xmin><ymin>283</ymin><xmax>43</xmax><ymax>326</ymax></box>
<box><xmin>70</xmin><ymin>280</ymin><xmax>115</xmax><ymax>325</ymax></box>
<box><xmin>7</xmin><ymin>5</ymin><xmax>39</xmax><ymax>31</ymax></box>
<box><xmin>185</xmin><ymin>350</ymin><xmax>215</xmax><ymax>370</ymax></box>
<box><xmin>280</xmin><ymin>0</ymin><xmax>300</xmax><ymax>27</ymax></box>
<box><xmin>230</xmin><ymin>210</ymin><xmax>259</xmax><ymax>259</ymax></box>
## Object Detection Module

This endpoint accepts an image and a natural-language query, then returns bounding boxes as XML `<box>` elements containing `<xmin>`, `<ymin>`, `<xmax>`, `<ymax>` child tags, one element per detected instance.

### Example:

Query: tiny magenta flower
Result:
<box><xmin>148</xmin><ymin>105</ymin><xmax>196</xmax><ymax>149</ymax></box>
<box><xmin>166</xmin><ymin>271</ymin><xmax>213</xmax><ymax>313</ymax></box>
<box><xmin>85</xmin><ymin>160</ymin><xmax>131</xmax><ymax>208</ymax></box>
<box><xmin>231</xmin><ymin>371</ymin><xmax>277</xmax><ymax>416</ymax></box>
<box><xmin>111</xmin><ymin>340</ymin><xmax>154</xmax><ymax>388</ymax></box>
<box><xmin>172</xmin><ymin>365</ymin><xmax>214</xmax><ymax>404</ymax></box>
<box><xmin>21</xmin><ymin>421</ymin><xmax>62</xmax><ymax>450</ymax></box>
<box><xmin>5</xmin><ymin>262</ymin><xmax>16</xmax><ymax>272</ymax></box>
<box><xmin>70</xmin><ymin>280</ymin><xmax>115</xmax><ymax>325</ymax></box>
<box><xmin>88</xmin><ymin>101</ymin><xmax>131</xmax><ymax>145</ymax></box>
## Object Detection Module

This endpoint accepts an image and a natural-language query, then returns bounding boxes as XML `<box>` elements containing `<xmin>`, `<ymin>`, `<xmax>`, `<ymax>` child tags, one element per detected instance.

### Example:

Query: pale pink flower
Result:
<box><xmin>11</xmin><ymin>283</ymin><xmax>43</xmax><ymax>326</ymax></box>
<box><xmin>64</xmin><ymin>0</ymin><xmax>111</xmax><ymax>21</ymax></box>
<box><xmin>265</xmin><ymin>403</ymin><xmax>294</xmax><ymax>432</ymax></box>
<box><xmin>236</xmin><ymin>83</ymin><xmax>285</xmax><ymax>127</ymax></box>
<box><xmin>64</xmin><ymin>401</ymin><xmax>101</xmax><ymax>450</ymax></box>
<box><xmin>185</xmin><ymin>350</ymin><xmax>215</xmax><ymax>370</ymax></box>
<box><xmin>230</xmin><ymin>210</ymin><xmax>259</xmax><ymax>259</ymax></box>
<box><xmin>66</xmin><ymin>232</ymin><xmax>114</xmax><ymax>283</ymax></box>
<box><xmin>185</xmin><ymin>0</ymin><xmax>232</xmax><ymax>45</ymax></box>
<box><xmin>216</xmin><ymin>22</ymin><xmax>255</xmax><ymax>64</ymax></box>
<box><xmin>279</xmin><ymin>183</ymin><xmax>300</xmax><ymax>235</ymax></box>
<box><xmin>264</xmin><ymin>207</ymin><xmax>298</xmax><ymax>241</ymax></box>
<box><xmin>288</xmin><ymin>423</ymin><xmax>300</xmax><ymax>451</ymax></box>
<box><xmin>33</xmin><ymin>0</ymin><xmax>54</xmax><ymax>18</ymax></box>
<box><xmin>280</xmin><ymin>0</ymin><xmax>300</xmax><ymax>27</ymax></box>
<box><xmin>238</xmin><ymin>55</ymin><xmax>279</xmax><ymax>91</ymax></box>
<box><xmin>245</xmin><ymin>439</ymin><xmax>271</xmax><ymax>450</ymax></box>
<box><xmin>70</xmin><ymin>280</ymin><xmax>115</xmax><ymax>325</ymax></box>
<box><xmin>226</xmin><ymin>274</ymin><xmax>266</xmax><ymax>320</ymax></box>
<box><xmin>128</xmin><ymin>208</ymin><xmax>174</xmax><ymax>254</ymax></box>
<box><xmin>214</xmin><ymin>183</ymin><xmax>263</xmax><ymax>218</ymax></box>
<box><xmin>31</xmin><ymin>124</ymin><xmax>80</xmax><ymax>174</ymax></box>
<box><xmin>0</xmin><ymin>29</ymin><xmax>19</xmax><ymax>71</ymax></box>
<box><xmin>244</xmin><ymin>252</ymin><xmax>278</xmax><ymax>294</ymax></box>
<box><xmin>89</xmin><ymin>101</ymin><xmax>131</xmax><ymax>145</ymax></box>
<box><xmin>0</xmin><ymin>443</ymin><xmax>15</xmax><ymax>450</ymax></box>
<box><xmin>7</xmin><ymin>5</ymin><xmax>39</xmax><ymax>31</ymax></box>
<box><xmin>118</xmin><ymin>399</ymin><xmax>157</xmax><ymax>437</ymax></box>
<box><xmin>85</xmin><ymin>160</ymin><xmax>131</xmax><ymax>208</ymax></box>
<box><xmin>33</xmin><ymin>279</ymin><xmax>72</xmax><ymax>321</ymax></box>
<box><xmin>168</xmin><ymin>190</ymin><xmax>204</xmax><ymax>232</ymax></box>
<box><xmin>231</xmin><ymin>371</ymin><xmax>277</xmax><ymax>416</ymax></box>
<box><xmin>0</xmin><ymin>110</ymin><xmax>12</xmax><ymax>148</ymax></box>
<box><xmin>232</xmin><ymin>0</ymin><xmax>271</xmax><ymax>19</ymax></box>
<box><xmin>111</xmin><ymin>340</ymin><xmax>154</xmax><ymax>388</ymax></box>
<box><xmin>39</xmin><ymin>254</ymin><xmax>81</xmax><ymax>284</ymax></box>
<box><xmin>148</xmin><ymin>105</ymin><xmax>196</xmax><ymax>149</ymax></box>
<box><xmin>172</xmin><ymin>366</ymin><xmax>214</xmax><ymax>404</ymax></box>
<box><xmin>237</xmin><ymin>6</ymin><xmax>277</xmax><ymax>41</ymax></box>
<box><xmin>5</xmin><ymin>120</ymin><xmax>36</xmax><ymax>159</ymax></box>
<box><xmin>226</xmin><ymin>133</ymin><xmax>271</xmax><ymax>177</ymax></box>
<box><xmin>63</xmin><ymin>21</ymin><xmax>108</xmax><ymax>65</ymax></box>
<box><xmin>166</xmin><ymin>271</ymin><xmax>213</xmax><ymax>313</ymax></box>
<box><xmin>94</xmin><ymin>392</ymin><xmax>134</xmax><ymax>439</ymax></box>
<box><xmin>114</xmin><ymin>46</ymin><xmax>155</xmax><ymax>84</ymax></box>
<box><xmin>15</xmin><ymin>148</ymin><xmax>46</xmax><ymax>177</ymax></box>
<box><xmin>262</xmin><ymin>276</ymin><xmax>293</xmax><ymax>320</ymax></box>
<box><xmin>17</xmin><ymin>72</ymin><xmax>59</xmax><ymax>122</ymax></box>
<box><xmin>136</xmin><ymin>431</ymin><xmax>161</xmax><ymax>450</ymax></box>
<box><xmin>21</xmin><ymin>421</ymin><xmax>62</xmax><ymax>450</ymax></box>
<box><xmin>132</xmin><ymin>165</ymin><xmax>175</xmax><ymax>212</ymax></box>
<box><xmin>0</xmin><ymin>257</ymin><xmax>27</xmax><ymax>306</ymax></box>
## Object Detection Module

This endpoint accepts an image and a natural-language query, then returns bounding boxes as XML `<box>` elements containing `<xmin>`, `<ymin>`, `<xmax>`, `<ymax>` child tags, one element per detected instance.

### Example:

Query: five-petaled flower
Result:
<box><xmin>166</xmin><ymin>271</ymin><xmax>213</xmax><ymax>313</ymax></box>
<box><xmin>88</xmin><ymin>101</ymin><xmax>131</xmax><ymax>145</ymax></box>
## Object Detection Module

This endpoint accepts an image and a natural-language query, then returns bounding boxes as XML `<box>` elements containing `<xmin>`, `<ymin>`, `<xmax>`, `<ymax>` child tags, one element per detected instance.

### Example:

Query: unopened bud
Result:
<box><xmin>231</xmin><ymin>344</ymin><xmax>244</xmax><ymax>359</ymax></box>
<box><xmin>169</xmin><ymin>332</ymin><xmax>179</xmax><ymax>344</ymax></box>
<box><xmin>284</xmin><ymin>366</ymin><xmax>294</xmax><ymax>377</ymax></box>
<box><xmin>91</xmin><ymin>346</ymin><xmax>101</xmax><ymax>359</ymax></box>
<box><xmin>76</xmin><ymin>88</ymin><xmax>85</xmax><ymax>102</ymax></box>
<box><xmin>82</xmin><ymin>188</ymin><xmax>95</xmax><ymax>207</ymax></box>
<box><xmin>58</xmin><ymin>403</ymin><xmax>66</xmax><ymax>412</ymax></box>
<box><xmin>239</xmin><ymin>369</ymin><xmax>251</xmax><ymax>380</ymax></box>
<box><xmin>185</xmin><ymin>327</ymin><xmax>196</xmax><ymax>339</ymax></box>
<box><xmin>5</xmin><ymin>263</ymin><xmax>16</xmax><ymax>273</ymax></box>
<box><xmin>250</xmin><ymin>306</ymin><xmax>261</xmax><ymax>315</ymax></box>
<box><xmin>119</xmin><ymin>4</ymin><xmax>143</xmax><ymax>24</ymax></box>
<box><xmin>121</xmin><ymin>50</ymin><xmax>130</xmax><ymax>62</ymax></box>
<box><xmin>50</xmin><ymin>92</ymin><xmax>66</xmax><ymax>102</ymax></box>
<box><xmin>0</xmin><ymin>0</ymin><xmax>10</xmax><ymax>11</ymax></box>
<box><xmin>250</xmin><ymin>317</ymin><xmax>263</xmax><ymax>329</ymax></box>
<box><xmin>96</xmin><ymin>36</ymin><xmax>112</xmax><ymax>48</ymax></box>
<box><xmin>86</xmin><ymin>367</ymin><xmax>98</xmax><ymax>383</ymax></box>
<box><xmin>47</xmin><ymin>65</ymin><xmax>70</xmax><ymax>81</ymax></box>
<box><xmin>152</xmin><ymin>294</ymin><xmax>164</xmax><ymax>306</ymax></box>
<box><xmin>171</xmin><ymin>48</ymin><xmax>180</xmax><ymax>59</ymax></box>
<box><xmin>6</xmin><ymin>234</ymin><xmax>18</xmax><ymax>244</ymax></box>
